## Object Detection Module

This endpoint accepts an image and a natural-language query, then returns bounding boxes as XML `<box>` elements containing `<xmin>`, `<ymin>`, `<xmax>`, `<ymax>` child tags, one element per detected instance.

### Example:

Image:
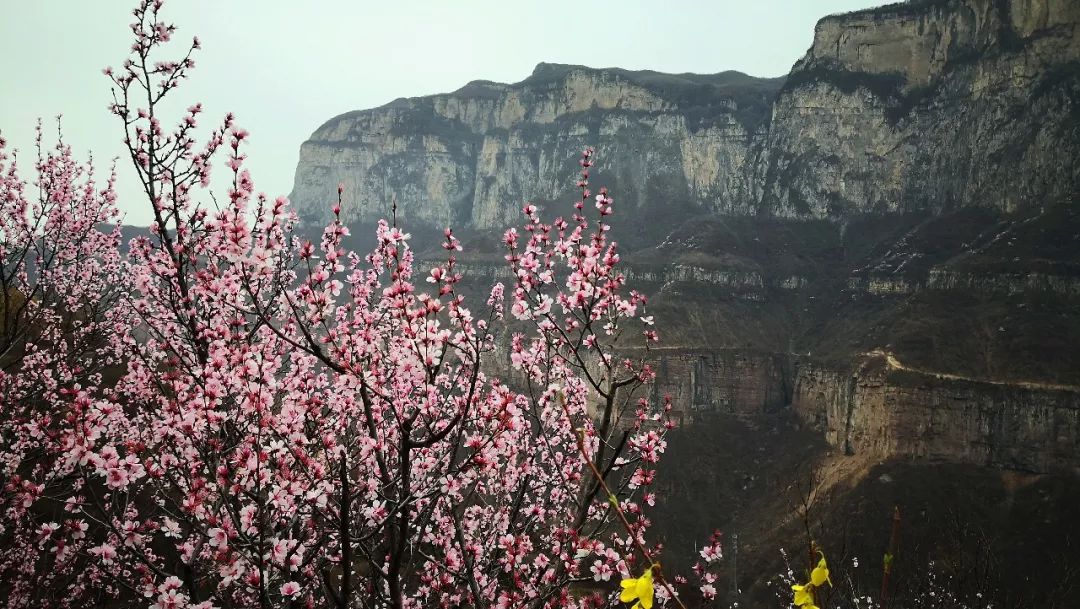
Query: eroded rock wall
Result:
<box><xmin>290</xmin><ymin>66</ymin><xmax>780</xmax><ymax>237</ymax></box>
<box><xmin>757</xmin><ymin>0</ymin><xmax>1080</xmax><ymax>217</ymax></box>
<box><xmin>791</xmin><ymin>358</ymin><xmax>1080</xmax><ymax>472</ymax></box>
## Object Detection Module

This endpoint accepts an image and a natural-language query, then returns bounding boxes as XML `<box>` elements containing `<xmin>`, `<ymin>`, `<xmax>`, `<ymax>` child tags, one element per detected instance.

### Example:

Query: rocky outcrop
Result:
<box><xmin>844</xmin><ymin>268</ymin><xmax>1080</xmax><ymax>296</ymax></box>
<box><xmin>290</xmin><ymin>66</ymin><xmax>781</xmax><ymax>241</ymax></box>
<box><xmin>791</xmin><ymin>356</ymin><xmax>1080</xmax><ymax>472</ymax></box>
<box><xmin>926</xmin><ymin>268</ymin><xmax>1080</xmax><ymax>295</ymax></box>
<box><xmin>847</xmin><ymin>276</ymin><xmax>917</xmax><ymax>295</ymax></box>
<box><xmin>758</xmin><ymin>0</ymin><xmax>1080</xmax><ymax>217</ymax></box>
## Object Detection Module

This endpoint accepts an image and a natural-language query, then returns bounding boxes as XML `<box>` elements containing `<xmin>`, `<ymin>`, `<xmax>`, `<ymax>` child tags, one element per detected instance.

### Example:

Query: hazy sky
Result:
<box><xmin>0</xmin><ymin>0</ymin><xmax>882</xmax><ymax>226</ymax></box>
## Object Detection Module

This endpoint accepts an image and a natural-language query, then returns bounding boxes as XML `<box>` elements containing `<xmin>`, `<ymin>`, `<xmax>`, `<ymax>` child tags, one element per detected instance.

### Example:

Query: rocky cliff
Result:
<box><xmin>291</xmin><ymin>0</ymin><xmax>1079</xmax><ymax>228</ymax></box>
<box><xmin>758</xmin><ymin>0</ymin><xmax>1080</xmax><ymax>217</ymax></box>
<box><xmin>791</xmin><ymin>354</ymin><xmax>1080</xmax><ymax>472</ymax></box>
<box><xmin>290</xmin><ymin>66</ymin><xmax>781</xmax><ymax>245</ymax></box>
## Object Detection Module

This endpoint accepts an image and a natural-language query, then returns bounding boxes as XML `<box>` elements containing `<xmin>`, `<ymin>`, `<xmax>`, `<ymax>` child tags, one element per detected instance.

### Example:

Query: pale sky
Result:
<box><xmin>0</xmin><ymin>0</ymin><xmax>882</xmax><ymax>226</ymax></box>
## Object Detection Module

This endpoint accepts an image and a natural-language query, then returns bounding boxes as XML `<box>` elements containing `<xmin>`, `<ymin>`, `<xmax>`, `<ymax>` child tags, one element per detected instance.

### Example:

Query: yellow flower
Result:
<box><xmin>792</xmin><ymin>583</ymin><xmax>814</xmax><ymax>607</ymax></box>
<box><xmin>620</xmin><ymin>567</ymin><xmax>655</xmax><ymax>609</ymax></box>
<box><xmin>810</xmin><ymin>554</ymin><xmax>831</xmax><ymax>587</ymax></box>
<box><xmin>792</xmin><ymin>553</ymin><xmax>831</xmax><ymax>609</ymax></box>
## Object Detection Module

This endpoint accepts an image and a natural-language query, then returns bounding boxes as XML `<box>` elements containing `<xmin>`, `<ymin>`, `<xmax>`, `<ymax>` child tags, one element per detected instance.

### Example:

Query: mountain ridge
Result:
<box><xmin>290</xmin><ymin>0</ymin><xmax>1079</xmax><ymax>231</ymax></box>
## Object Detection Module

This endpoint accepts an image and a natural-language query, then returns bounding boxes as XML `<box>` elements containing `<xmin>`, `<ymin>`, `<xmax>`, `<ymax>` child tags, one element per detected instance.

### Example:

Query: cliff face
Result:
<box><xmin>619</xmin><ymin>347</ymin><xmax>1080</xmax><ymax>473</ymax></box>
<box><xmin>290</xmin><ymin>66</ymin><xmax>781</xmax><ymax>242</ymax></box>
<box><xmin>791</xmin><ymin>356</ymin><xmax>1080</xmax><ymax>472</ymax></box>
<box><xmin>758</xmin><ymin>0</ymin><xmax>1080</xmax><ymax>217</ymax></box>
<box><xmin>648</xmin><ymin>350</ymin><xmax>792</xmax><ymax>419</ymax></box>
<box><xmin>291</xmin><ymin>0</ymin><xmax>1080</xmax><ymax>227</ymax></box>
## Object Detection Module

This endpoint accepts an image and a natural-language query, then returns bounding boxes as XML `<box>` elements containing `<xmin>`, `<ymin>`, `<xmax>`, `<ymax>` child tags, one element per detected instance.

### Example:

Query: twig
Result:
<box><xmin>559</xmin><ymin>396</ymin><xmax>689</xmax><ymax>609</ymax></box>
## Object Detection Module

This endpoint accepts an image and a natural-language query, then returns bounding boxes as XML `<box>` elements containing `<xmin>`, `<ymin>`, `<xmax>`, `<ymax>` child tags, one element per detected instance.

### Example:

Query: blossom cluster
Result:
<box><xmin>0</xmin><ymin>2</ymin><xmax>679</xmax><ymax>608</ymax></box>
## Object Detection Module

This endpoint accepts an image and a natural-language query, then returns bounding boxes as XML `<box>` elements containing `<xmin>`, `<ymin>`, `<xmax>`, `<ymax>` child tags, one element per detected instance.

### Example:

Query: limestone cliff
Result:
<box><xmin>290</xmin><ymin>66</ymin><xmax>781</xmax><ymax>244</ymax></box>
<box><xmin>291</xmin><ymin>0</ymin><xmax>1080</xmax><ymax>228</ymax></box>
<box><xmin>758</xmin><ymin>0</ymin><xmax>1080</xmax><ymax>217</ymax></box>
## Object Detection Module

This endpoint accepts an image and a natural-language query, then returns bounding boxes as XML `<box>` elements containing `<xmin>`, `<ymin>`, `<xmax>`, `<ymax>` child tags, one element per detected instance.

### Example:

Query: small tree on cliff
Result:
<box><xmin>0</xmin><ymin>2</ymin><xmax>730</xmax><ymax>608</ymax></box>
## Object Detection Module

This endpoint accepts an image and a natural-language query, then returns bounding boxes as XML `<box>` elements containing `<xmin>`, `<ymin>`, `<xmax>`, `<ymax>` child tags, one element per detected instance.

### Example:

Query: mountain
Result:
<box><xmin>759</xmin><ymin>0</ymin><xmax>1080</xmax><ymax>217</ymax></box>
<box><xmin>289</xmin><ymin>65</ymin><xmax>783</xmax><ymax>247</ymax></box>
<box><xmin>290</xmin><ymin>0</ymin><xmax>1079</xmax><ymax>228</ymax></box>
<box><xmin>288</xmin><ymin>0</ymin><xmax>1080</xmax><ymax>605</ymax></box>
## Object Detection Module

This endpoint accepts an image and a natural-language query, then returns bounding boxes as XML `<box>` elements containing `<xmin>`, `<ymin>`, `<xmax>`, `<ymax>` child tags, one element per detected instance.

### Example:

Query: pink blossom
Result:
<box><xmin>207</xmin><ymin>527</ymin><xmax>228</xmax><ymax>550</ymax></box>
<box><xmin>104</xmin><ymin>467</ymin><xmax>129</xmax><ymax>489</ymax></box>
<box><xmin>90</xmin><ymin>543</ymin><xmax>117</xmax><ymax>564</ymax></box>
<box><xmin>591</xmin><ymin>560</ymin><xmax>614</xmax><ymax>581</ymax></box>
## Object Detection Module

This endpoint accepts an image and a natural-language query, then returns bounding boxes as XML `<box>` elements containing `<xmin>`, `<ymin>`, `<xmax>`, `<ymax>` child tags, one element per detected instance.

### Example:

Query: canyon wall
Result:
<box><xmin>791</xmin><ymin>356</ymin><xmax>1080</xmax><ymax>472</ymax></box>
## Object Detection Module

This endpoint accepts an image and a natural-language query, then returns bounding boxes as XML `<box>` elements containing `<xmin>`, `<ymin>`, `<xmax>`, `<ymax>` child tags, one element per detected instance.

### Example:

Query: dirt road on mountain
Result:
<box><xmin>865</xmin><ymin>349</ymin><xmax>1080</xmax><ymax>393</ymax></box>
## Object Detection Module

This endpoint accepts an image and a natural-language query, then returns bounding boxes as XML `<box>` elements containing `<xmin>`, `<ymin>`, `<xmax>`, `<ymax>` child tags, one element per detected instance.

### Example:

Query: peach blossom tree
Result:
<box><xmin>0</xmin><ymin>2</ymin><xmax>730</xmax><ymax>609</ymax></box>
